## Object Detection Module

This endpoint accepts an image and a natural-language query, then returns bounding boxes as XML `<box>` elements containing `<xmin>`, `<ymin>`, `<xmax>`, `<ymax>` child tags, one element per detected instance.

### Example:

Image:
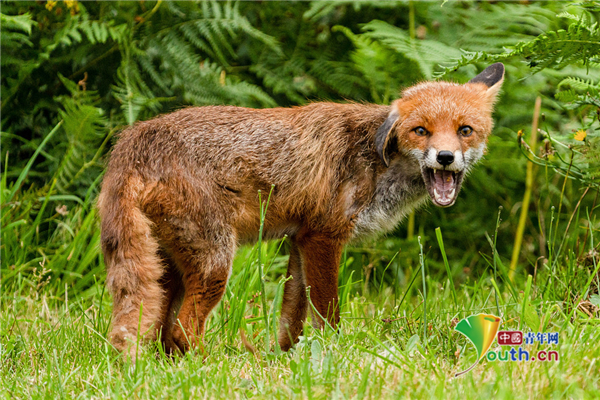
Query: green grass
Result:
<box><xmin>2</xmin><ymin>245</ymin><xmax>599</xmax><ymax>399</ymax></box>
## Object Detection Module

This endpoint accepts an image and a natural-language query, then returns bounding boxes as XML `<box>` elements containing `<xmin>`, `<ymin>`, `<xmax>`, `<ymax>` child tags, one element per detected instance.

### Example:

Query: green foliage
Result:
<box><xmin>523</xmin><ymin>10</ymin><xmax>600</xmax><ymax>71</ymax></box>
<box><xmin>0</xmin><ymin>12</ymin><xmax>35</xmax><ymax>53</ymax></box>
<box><xmin>134</xmin><ymin>1</ymin><xmax>279</xmax><ymax>109</ymax></box>
<box><xmin>434</xmin><ymin>6</ymin><xmax>600</xmax><ymax>76</ymax></box>
<box><xmin>54</xmin><ymin>73</ymin><xmax>108</xmax><ymax>195</ymax></box>
<box><xmin>359</xmin><ymin>19</ymin><xmax>462</xmax><ymax>80</ymax></box>
<box><xmin>332</xmin><ymin>24</ymin><xmax>407</xmax><ymax>103</ymax></box>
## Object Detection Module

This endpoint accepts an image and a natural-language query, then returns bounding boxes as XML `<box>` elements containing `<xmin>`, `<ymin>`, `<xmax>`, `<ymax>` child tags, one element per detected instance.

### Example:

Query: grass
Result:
<box><xmin>2</xmin><ymin>241</ymin><xmax>599</xmax><ymax>399</ymax></box>
<box><xmin>2</xmin><ymin>205</ymin><xmax>599</xmax><ymax>399</ymax></box>
<box><xmin>2</xmin><ymin>125</ymin><xmax>600</xmax><ymax>399</ymax></box>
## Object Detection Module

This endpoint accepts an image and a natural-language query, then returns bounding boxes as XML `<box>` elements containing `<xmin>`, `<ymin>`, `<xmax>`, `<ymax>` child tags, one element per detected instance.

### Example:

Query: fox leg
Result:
<box><xmin>170</xmin><ymin>233</ymin><xmax>235</xmax><ymax>353</ymax></box>
<box><xmin>278</xmin><ymin>242</ymin><xmax>308</xmax><ymax>351</ymax></box>
<box><xmin>296</xmin><ymin>233</ymin><xmax>343</xmax><ymax>331</ymax></box>
<box><xmin>156</xmin><ymin>255</ymin><xmax>184</xmax><ymax>354</ymax></box>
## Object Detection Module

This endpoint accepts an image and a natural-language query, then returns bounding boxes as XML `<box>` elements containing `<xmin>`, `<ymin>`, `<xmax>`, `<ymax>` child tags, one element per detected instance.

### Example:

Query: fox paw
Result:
<box><xmin>172</xmin><ymin>325</ymin><xmax>203</xmax><ymax>354</ymax></box>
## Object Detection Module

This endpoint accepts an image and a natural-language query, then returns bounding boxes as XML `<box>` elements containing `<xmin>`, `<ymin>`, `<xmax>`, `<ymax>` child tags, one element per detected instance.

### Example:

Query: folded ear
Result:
<box><xmin>375</xmin><ymin>108</ymin><xmax>399</xmax><ymax>167</ymax></box>
<box><xmin>469</xmin><ymin>62</ymin><xmax>505</xmax><ymax>101</ymax></box>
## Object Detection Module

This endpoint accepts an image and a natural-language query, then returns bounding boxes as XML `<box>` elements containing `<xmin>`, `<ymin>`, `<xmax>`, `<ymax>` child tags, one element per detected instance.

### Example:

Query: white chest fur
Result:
<box><xmin>351</xmin><ymin>159</ymin><xmax>428</xmax><ymax>241</ymax></box>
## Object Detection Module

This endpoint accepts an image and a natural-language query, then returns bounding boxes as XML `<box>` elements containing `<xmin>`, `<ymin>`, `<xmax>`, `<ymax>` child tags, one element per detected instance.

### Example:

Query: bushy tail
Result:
<box><xmin>97</xmin><ymin>172</ymin><xmax>164</xmax><ymax>355</ymax></box>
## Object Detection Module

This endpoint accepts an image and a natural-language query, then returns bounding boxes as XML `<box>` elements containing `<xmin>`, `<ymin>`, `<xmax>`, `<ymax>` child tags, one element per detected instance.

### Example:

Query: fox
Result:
<box><xmin>98</xmin><ymin>63</ymin><xmax>504</xmax><ymax>358</ymax></box>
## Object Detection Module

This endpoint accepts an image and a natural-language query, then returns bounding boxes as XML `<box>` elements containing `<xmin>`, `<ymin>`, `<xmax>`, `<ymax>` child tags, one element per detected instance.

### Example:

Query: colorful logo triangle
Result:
<box><xmin>454</xmin><ymin>313</ymin><xmax>501</xmax><ymax>377</ymax></box>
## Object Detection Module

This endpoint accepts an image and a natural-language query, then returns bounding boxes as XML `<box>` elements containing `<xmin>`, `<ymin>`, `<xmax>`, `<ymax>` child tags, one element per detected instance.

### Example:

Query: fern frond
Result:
<box><xmin>555</xmin><ymin>80</ymin><xmax>600</xmax><ymax>108</ymax></box>
<box><xmin>359</xmin><ymin>20</ymin><xmax>462</xmax><ymax>79</ymax></box>
<box><xmin>436</xmin><ymin>5</ymin><xmax>600</xmax><ymax>79</ymax></box>
<box><xmin>54</xmin><ymin>75</ymin><xmax>108</xmax><ymax>193</ymax></box>
<box><xmin>452</xmin><ymin>3</ymin><xmax>555</xmax><ymax>51</ymax></box>
<box><xmin>112</xmin><ymin>42</ymin><xmax>169</xmax><ymax>125</ymax></box>
<box><xmin>0</xmin><ymin>13</ymin><xmax>35</xmax><ymax>66</ymax></box>
<box><xmin>557</xmin><ymin>76</ymin><xmax>600</xmax><ymax>93</ymax></box>
<box><xmin>432</xmin><ymin>50</ymin><xmax>509</xmax><ymax>79</ymax></box>
<box><xmin>332</xmin><ymin>24</ymin><xmax>405</xmax><ymax>103</ymax></box>
<box><xmin>304</xmin><ymin>0</ymin><xmax>402</xmax><ymax>22</ymax></box>
<box><xmin>149</xmin><ymin>0</ymin><xmax>281</xmax><ymax>67</ymax></box>
<box><xmin>513</xmin><ymin>21</ymin><xmax>600</xmax><ymax>72</ymax></box>
<box><xmin>308</xmin><ymin>59</ymin><xmax>368</xmax><ymax>100</ymax></box>
<box><xmin>555</xmin><ymin>89</ymin><xmax>580</xmax><ymax>103</ymax></box>
<box><xmin>52</xmin><ymin>15</ymin><xmax>125</xmax><ymax>48</ymax></box>
<box><xmin>0</xmin><ymin>12</ymin><xmax>35</xmax><ymax>33</ymax></box>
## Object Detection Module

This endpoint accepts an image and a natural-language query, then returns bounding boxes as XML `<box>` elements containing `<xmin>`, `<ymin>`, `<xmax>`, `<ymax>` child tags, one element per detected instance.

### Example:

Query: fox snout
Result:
<box><xmin>423</xmin><ymin>147</ymin><xmax>467</xmax><ymax>172</ymax></box>
<box><xmin>418</xmin><ymin>147</ymin><xmax>466</xmax><ymax>207</ymax></box>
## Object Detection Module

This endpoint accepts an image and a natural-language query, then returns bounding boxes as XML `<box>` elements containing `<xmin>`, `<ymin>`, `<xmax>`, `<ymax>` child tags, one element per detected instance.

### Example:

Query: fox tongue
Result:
<box><xmin>433</xmin><ymin>170</ymin><xmax>456</xmax><ymax>204</ymax></box>
<box><xmin>434</xmin><ymin>170</ymin><xmax>455</xmax><ymax>191</ymax></box>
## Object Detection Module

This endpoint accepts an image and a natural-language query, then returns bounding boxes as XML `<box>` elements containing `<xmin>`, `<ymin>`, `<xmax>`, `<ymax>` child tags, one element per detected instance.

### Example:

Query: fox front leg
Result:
<box><xmin>278</xmin><ymin>242</ymin><xmax>308</xmax><ymax>351</ymax></box>
<box><xmin>296</xmin><ymin>233</ymin><xmax>343</xmax><ymax>331</ymax></box>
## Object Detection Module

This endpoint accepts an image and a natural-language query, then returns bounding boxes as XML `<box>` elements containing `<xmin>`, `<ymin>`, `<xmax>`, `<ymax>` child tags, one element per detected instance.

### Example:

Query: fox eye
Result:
<box><xmin>459</xmin><ymin>126</ymin><xmax>473</xmax><ymax>137</ymax></box>
<box><xmin>413</xmin><ymin>126</ymin><xmax>429</xmax><ymax>136</ymax></box>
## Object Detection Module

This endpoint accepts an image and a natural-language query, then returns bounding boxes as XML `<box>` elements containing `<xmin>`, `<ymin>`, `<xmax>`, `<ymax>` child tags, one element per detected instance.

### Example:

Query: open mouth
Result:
<box><xmin>422</xmin><ymin>167</ymin><xmax>464</xmax><ymax>207</ymax></box>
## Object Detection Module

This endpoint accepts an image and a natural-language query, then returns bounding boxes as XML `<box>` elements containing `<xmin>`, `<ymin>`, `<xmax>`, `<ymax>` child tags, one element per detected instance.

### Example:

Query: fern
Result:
<box><xmin>304</xmin><ymin>0</ymin><xmax>402</xmax><ymax>22</ymax></box>
<box><xmin>0</xmin><ymin>13</ymin><xmax>35</xmax><ymax>58</ymax></box>
<box><xmin>146</xmin><ymin>1</ymin><xmax>280</xmax><ymax>65</ymax></box>
<box><xmin>513</xmin><ymin>19</ymin><xmax>600</xmax><ymax>72</ymax></box>
<box><xmin>138</xmin><ymin>32</ymin><xmax>276</xmax><ymax>108</ymax></box>
<box><xmin>130</xmin><ymin>1</ymin><xmax>278</xmax><ymax>109</ymax></box>
<box><xmin>1</xmin><ymin>12</ymin><xmax>37</xmax><ymax>112</ymax></box>
<box><xmin>112</xmin><ymin>66</ymin><xmax>170</xmax><ymax>126</ymax></box>
<box><xmin>112</xmin><ymin>38</ymin><xmax>171</xmax><ymax>125</ymax></box>
<box><xmin>557</xmin><ymin>76</ymin><xmax>600</xmax><ymax>93</ymax></box>
<box><xmin>450</xmin><ymin>3</ymin><xmax>556</xmax><ymax>51</ymax></box>
<box><xmin>45</xmin><ymin>10</ymin><xmax>128</xmax><ymax>51</ymax></box>
<box><xmin>435</xmin><ymin>7</ymin><xmax>600</xmax><ymax>78</ymax></box>
<box><xmin>250</xmin><ymin>47</ymin><xmax>314</xmax><ymax>105</ymax></box>
<box><xmin>54</xmin><ymin>74</ymin><xmax>108</xmax><ymax>195</ymax></box>
<box><xmin>360</xmin><ymin>20</ymin><xmax>462</xmax><ymax>80</ymax></box>
<box><xmin>556</xmin><ymin>77</ymin><xmax>600</xmax><ymax>108</ymax></box>
<box><xmin>332</xmin><ymin>25</ymin><xmax>405</xmax><ymax>103</ymax></box>
<box><xmin>308</xmin><ymin>59</ymin><xmax>368</xmax><ymax>100</ymax></box>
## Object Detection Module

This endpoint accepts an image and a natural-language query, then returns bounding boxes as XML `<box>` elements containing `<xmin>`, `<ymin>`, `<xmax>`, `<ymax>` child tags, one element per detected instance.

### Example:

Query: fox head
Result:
<box><xmin>376</xmin><ymin>63</ymin><xmax>505</xmax><ymax>207</ymax></box>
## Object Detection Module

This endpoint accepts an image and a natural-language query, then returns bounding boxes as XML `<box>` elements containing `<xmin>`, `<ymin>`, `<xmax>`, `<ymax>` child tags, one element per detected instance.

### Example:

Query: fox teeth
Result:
<box><xmin>433</xmin><ymin>168</ymin><xmax>437</xmax><ymax>174</ymax></box>
<box><xmin>449</xmin><ymin>188</ymin><xmax>455</xmax><ymax>198</ymax></box>
<box><xmin>433</xmin><ymin>188</ymin><xmax>441</xmax><ymax>200</ymax></box>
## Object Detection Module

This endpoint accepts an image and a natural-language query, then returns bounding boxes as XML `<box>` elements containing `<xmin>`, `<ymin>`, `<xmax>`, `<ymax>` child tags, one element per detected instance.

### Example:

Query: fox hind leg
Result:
<box><xmin>156</xmin><ymin>254</ymin><xmax>185</xmax><ymax>354</ymax></box>
<box><xmin>169</xmin><ymin>231</ymin><xmax>236</xmax><ymax>353</ymax></box>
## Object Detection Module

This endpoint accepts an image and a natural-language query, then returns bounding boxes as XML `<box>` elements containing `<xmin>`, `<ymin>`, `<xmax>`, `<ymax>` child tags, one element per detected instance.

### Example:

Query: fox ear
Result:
<box><xmin>469</xmin><ymin>62</ymin><xmax>505</xmax><ymax>100</ymax></box>
<box><xmin>376</xmin><ymin>108</ymin><xmax>399</xmax><ymax>167</ymax></box>
<box><xmin>469</xmin><ymin>63</ymin><xmax>504</xmax><ymax>87</ymax></box>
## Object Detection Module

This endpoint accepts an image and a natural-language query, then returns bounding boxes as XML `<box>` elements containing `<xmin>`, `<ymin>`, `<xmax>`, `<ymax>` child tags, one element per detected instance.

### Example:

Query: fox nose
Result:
<box><xmin>436</xmin><ymin>150</ymin><xmax>454</xmax><ymax>166</ymax></box>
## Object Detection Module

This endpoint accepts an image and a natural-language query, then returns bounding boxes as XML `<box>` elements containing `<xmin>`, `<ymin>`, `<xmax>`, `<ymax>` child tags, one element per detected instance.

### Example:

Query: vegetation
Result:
<box><xmin>1</xmin><ymin>1</ymin><xmax>599</xmax><ymax>398</ymax></box>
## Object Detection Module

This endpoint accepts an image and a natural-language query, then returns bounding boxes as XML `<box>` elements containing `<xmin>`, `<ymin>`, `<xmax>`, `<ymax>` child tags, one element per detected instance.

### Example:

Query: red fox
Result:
<box><xmin>98</xmin><ymin>63</ymin><xmax>504</xmax><ymax>357</ymax></box>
